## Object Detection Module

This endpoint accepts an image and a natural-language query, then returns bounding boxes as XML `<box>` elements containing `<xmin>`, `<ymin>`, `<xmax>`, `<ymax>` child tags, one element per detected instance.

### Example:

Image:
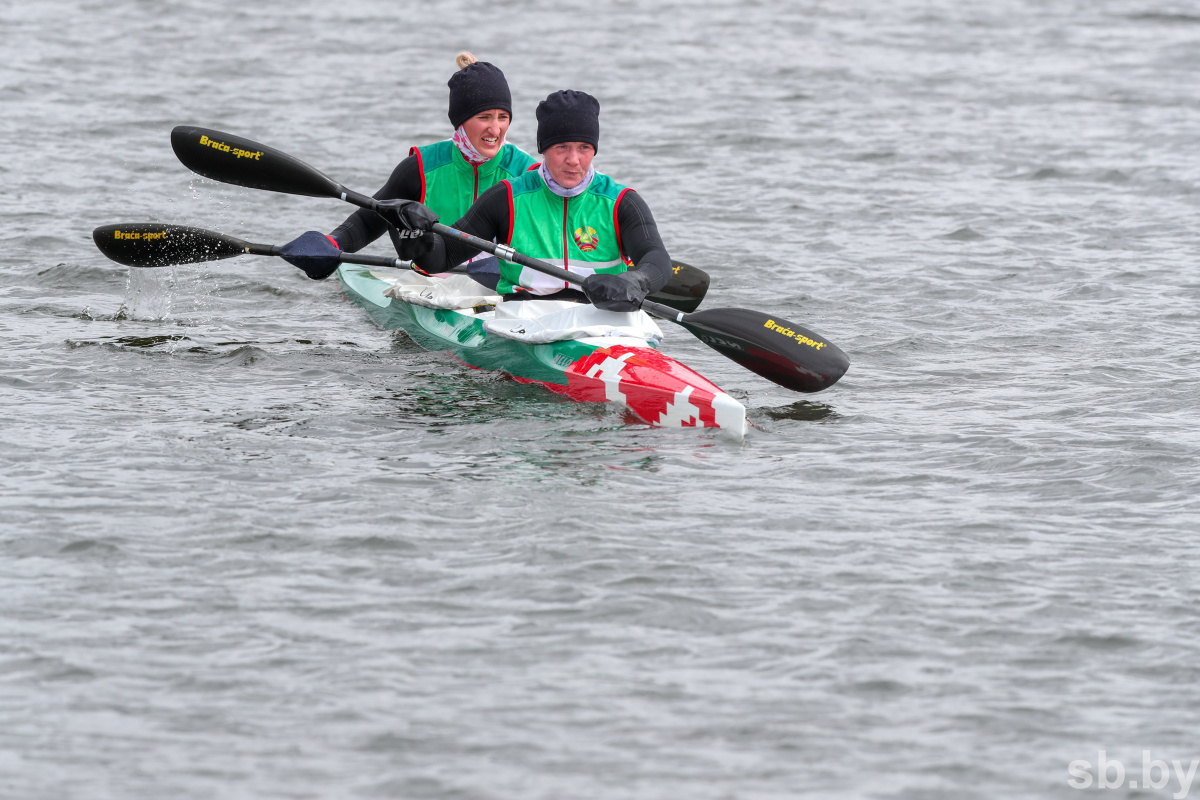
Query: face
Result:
<box><xmin>461</xmin><ymin>110</ymin><xmax>511</xmax><ymax>159</ymax></box>
<box><xmin>542</xmin><ymin>142</ymin><xmax>595</xmax><ymax>189</ymax></box>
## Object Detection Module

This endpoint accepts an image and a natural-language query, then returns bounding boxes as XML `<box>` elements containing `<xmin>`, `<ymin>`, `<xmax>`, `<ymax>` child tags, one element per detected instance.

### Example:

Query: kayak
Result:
<box><xmin>336</xmin><ymin>264</ymin><xmax>747</xmax><ymax>435</ymax></box>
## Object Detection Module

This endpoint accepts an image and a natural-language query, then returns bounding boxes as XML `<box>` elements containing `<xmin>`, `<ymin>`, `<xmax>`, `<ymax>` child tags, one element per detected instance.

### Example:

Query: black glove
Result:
<box><xmin>390</xmin><ymin>228</ymin><xmax>437</xmax><ymax>263</ymax></box>
<box><xmin>582</xmin><ymin>270</ymin><xmax>654</xmax><ymax>312</ymax></box>
<box><xmin>375</xmin><ymin>199</ymin><xmax>438</xmax><ymax>232</ymax></box>
<box><xmin>279</xmin><ymin>231</ymin><xmax>341</xmax><ymax>280</ymax></box>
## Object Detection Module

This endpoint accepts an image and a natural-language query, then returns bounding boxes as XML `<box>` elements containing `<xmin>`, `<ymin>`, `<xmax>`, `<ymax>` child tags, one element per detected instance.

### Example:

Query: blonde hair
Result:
<box><xmin>455</xmin><ymin>52</ymin><xmax>478</xmax><ymax>69</ymax></box>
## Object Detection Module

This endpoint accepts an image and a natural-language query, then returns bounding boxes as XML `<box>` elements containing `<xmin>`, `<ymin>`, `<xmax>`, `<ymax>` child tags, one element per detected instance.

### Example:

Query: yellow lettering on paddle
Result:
<box><xmin>112</xmin><ymin>230</ymin><xmax>167</xmax><ymax>241</ymax></box>
<box><xmin>764</xmin><ymin>319</ymin><xmax>826</xmax><ymax>350</ymax></box>
<box><xmin>198</xmin><ymin>134</ymin><xmax>262</xmax><ymax>160</ymax></box>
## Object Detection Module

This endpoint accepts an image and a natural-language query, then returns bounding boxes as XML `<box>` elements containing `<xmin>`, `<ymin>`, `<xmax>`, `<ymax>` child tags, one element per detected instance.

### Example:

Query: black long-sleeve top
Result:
<box><xmin>414</xmin><ymin>182</ymin><xmax>673</xmax><ymax>294</ymax></box>
<box><xmin>328</xmin><ymin>155</ymin><xmax>423</xmax><ymax>254</ymax></box>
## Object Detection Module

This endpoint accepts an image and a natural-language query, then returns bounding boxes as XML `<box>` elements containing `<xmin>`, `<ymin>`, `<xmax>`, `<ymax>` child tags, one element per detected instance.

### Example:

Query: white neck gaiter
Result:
<box><xmin>539</xmin><ymin>162</ymin><xmax>594</xmax><ymax>198</ymax></box>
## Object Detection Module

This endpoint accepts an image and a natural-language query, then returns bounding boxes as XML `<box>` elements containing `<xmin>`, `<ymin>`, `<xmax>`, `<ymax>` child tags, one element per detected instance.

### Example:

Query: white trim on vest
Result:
<box><xmin>515</xmin><ymin>258</ymin><xmax>623</xmax><ymax>295</ymax></box>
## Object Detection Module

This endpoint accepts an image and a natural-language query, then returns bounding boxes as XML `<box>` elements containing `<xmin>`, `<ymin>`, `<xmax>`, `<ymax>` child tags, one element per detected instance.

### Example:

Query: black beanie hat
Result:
<box><xmin>535</xmin><ymin>90</ymin><xmax>600</xmax><ymax>154</ymax></box>
<box><xmin>447</xmin><ymin>61</ymin><xmax>512</xmax><ymax>130</ymax></box>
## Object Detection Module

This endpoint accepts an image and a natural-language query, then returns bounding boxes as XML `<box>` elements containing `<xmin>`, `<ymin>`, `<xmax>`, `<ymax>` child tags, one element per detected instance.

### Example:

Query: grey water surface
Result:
<box><xmin>3</xmin><ymin>0</ymin><xmax>1200</xmax><ymax>797</ymax></box>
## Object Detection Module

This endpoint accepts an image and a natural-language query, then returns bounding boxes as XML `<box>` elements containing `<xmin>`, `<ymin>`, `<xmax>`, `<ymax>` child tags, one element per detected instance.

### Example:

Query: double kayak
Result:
<box><xmin>336</xmin><ymin>264</ymin><xmax>747</xmax><ymax>436</ymax></box>
<box><xmin>93</xmin><ymin>127</ymin><xmax>849</xmax><ymax>426</ymax></box>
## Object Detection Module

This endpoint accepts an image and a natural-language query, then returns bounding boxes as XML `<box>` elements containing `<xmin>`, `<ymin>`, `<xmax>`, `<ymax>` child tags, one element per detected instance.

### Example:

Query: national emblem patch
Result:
<box><xmin>573</xmin><ymin>226</ymin><xmax>600</xmax><ymax>252</ymax></box>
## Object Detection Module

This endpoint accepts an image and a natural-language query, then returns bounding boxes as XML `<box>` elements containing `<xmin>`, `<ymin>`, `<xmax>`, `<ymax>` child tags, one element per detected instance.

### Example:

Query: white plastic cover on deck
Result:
<box><xmin>381</xmin><ymin>272</ymin><xmax>664</xmax><ymax>346</ymax></box>
<box><xmin>381</xmin><ymin>273</ymin><xmax>498</xmax><ymax>311</ymax></box>
<box><xmin>483</xmin><ymin>301</ymin><xmax>663</xmax><ymax>345</ymax></box>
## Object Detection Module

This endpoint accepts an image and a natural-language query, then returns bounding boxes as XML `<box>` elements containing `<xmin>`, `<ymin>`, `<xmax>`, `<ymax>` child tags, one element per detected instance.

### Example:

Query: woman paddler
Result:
<box><xmin>278</xmin><ymin>53</ymin><xmax>537</xmax><ymax>287</ymax></box>
<box><xmin>386</xmin><ymin>89</ymin><xmax>672</xmax><ymax>312</ymax></box>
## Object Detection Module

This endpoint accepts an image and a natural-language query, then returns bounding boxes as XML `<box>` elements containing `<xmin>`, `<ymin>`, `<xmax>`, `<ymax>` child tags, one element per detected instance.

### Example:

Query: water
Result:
<box><xmin>3</xmin><ymin>1</ymin><xmax>1200</xmax><ymax>797</ymax></box>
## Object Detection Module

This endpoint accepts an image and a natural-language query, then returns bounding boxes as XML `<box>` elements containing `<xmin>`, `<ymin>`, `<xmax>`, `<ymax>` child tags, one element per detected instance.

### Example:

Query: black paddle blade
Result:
<box><xmin>647</xmin><ymin>259</ymin><xmax>710</xmax><ymax>313</ymax></box>
<box><xmin>93</xmin><ymin>223</ymin><xmax>250</xmax><ymax>267</ymax></box>
<box><xmin>171</xmin><ymin>125</ymin><xmax>343</xmax><ymax>198</ymax></box>
<box><xmin>676</xmin><ymin>307</ymin><xmax>850</xmax><ymax>393</ymax></box>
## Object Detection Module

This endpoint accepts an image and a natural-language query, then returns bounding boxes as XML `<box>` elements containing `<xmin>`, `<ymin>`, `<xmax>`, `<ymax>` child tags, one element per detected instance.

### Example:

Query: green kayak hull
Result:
<box><xmin>337</xmin><ymin>265</ymin><xmax>746</xmax><ymax>434</ymax></box>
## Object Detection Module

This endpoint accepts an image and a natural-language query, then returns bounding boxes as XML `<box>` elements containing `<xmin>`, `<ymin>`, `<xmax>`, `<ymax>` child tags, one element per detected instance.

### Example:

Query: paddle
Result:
<box><xmin>433</xmin><ymin>223</ymin><xmax>849</xmax><ymax>393</ymax></box>
<box><xmin>91</xmin><ymin>222</ymin><xmax>692</xmax><ymax>310</ymax></box>
<box><xmin>170</xmin><ymin>125</ymin><xmax>849</xmax><ymax>392</ymax></box>
<box><xmin>169</xmin><ymin>125</ymin><xmax>707</xmax><ymax>313</ymax></box>
<box><xmin>93</xmin><ymin>222</ymin><xmax>419</xmax><ymax>272</ymax></box>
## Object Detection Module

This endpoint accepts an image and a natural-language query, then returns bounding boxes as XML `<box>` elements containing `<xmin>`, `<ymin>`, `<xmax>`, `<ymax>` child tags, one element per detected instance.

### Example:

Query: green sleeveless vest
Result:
<box><xmin>498</xmin><ymin>169</ymin><xmax>632</xmax><ymax>296</ymax></box>
<box><xmin>410</xmin><ymin>140</ymin><xmax>537</xmax><ymax>224</ymax></box>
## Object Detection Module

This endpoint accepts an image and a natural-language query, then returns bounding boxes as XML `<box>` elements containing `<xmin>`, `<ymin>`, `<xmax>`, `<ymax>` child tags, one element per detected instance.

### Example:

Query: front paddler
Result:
<box><xmin>277</xmin><ymin>53</ymin><xmax>536</xmax><ymax>286</ymax></box>
<box><xmin>384</xmin><ymin>89</ymin><xmax>673</xmax><ymax>312</ymax></box>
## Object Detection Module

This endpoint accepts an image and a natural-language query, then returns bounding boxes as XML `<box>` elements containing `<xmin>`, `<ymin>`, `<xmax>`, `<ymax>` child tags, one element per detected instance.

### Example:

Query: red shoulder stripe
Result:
<box><xmin>614</xmin><ymin>187</ymin><xmax>633</xmax><ymax>265</ymax></box>
<box><xmin>503</xmin><ymin>180</ymin><xmax>516</xmax><ymax>246</ymax></box>
<box><xmin>409</xmin><ymin>146</ymin><xmax>426</xmax><ymax>203</ymax></box>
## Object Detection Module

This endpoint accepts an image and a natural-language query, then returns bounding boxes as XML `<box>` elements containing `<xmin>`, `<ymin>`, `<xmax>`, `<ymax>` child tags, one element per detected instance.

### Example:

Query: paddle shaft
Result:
<box><xmin>200</xmin><ymin>172</ymin><xmax>412</xmax><ymax>270</ymax></box>
<box><xmin>430</xmin><ymin>223</ymin><xmax>683</xmax><ymax>322</ymax></box>
<box><xmin>331</xmin><ymin>187</ymin><xmax>684</xmax><ymax>318</ymax></box>
<box><xmin>314</xmin><ymin>192</ymin><xmax>682</xmax><ymax>317</ymax></box>
<box><xmin>309</xmin><ymin>194</ymin><xmax>686</xmax><ymax>316</ymax></box>
<box><xmin>218</xmin><ymin>238</ymin><xmax>417</xmax><ymax>271</ymax></box>
<box><xmin>225</xmin><ymin>215</ymin><xmax>418</xmax><ymax>271</ymax></box>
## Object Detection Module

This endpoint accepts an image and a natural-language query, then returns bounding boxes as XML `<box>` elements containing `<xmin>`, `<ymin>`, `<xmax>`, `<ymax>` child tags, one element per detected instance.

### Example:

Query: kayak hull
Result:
<box><xmin>337</xmin><ymin>265</ymin><xmax>746</xmax><ymax>435</ymax></box>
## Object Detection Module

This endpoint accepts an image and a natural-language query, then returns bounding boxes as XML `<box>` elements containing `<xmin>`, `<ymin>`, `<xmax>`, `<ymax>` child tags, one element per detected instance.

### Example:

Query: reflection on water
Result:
<box><xmin>761</xmin><ymin>400</ymin><xmax>840</xmax><ymax>422</ymax></box>
<box><xmin>381</xmin><ymin>370</ymin><xmax>585</xmax><ymax>426</ymax></box>
<box><xmin>111</xmin><ymin>334</ymin><xmax>190</xmax><ymax>348</ymax></box>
